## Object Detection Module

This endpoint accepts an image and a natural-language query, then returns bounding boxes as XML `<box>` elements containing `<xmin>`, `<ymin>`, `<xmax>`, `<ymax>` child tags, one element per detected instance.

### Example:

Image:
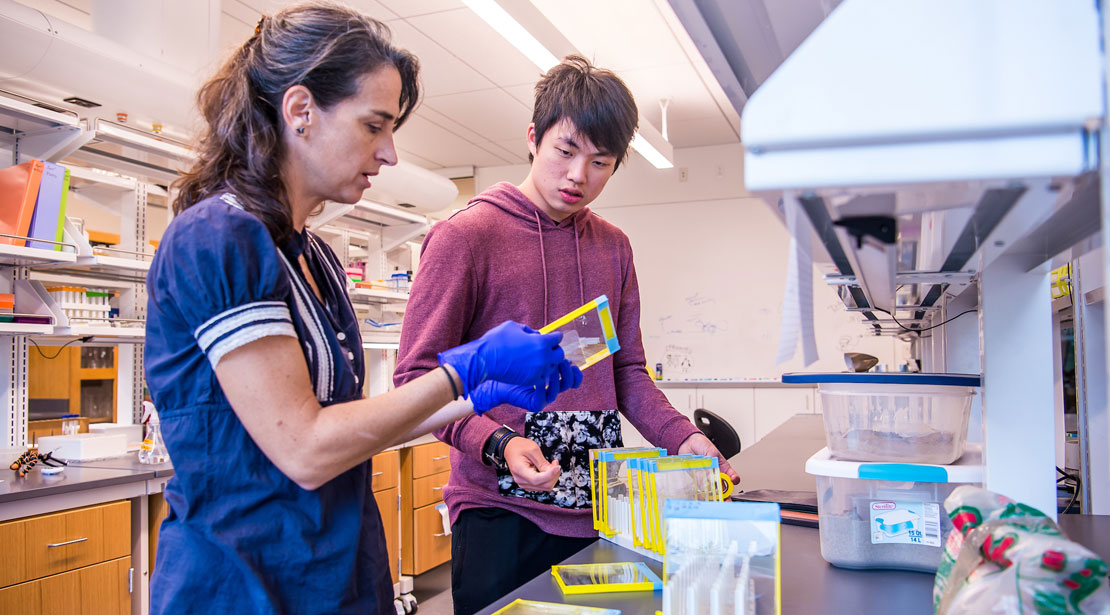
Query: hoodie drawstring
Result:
<box><xmin>535</xmin><ymin>211</ymin><xmax>549</xmax><ymax>324</ymax></box>
<box><xmin>535</xmin><ymin>211</ymin><xmax>587</xmax><ymax>324</ymax></box>
<box><xmin>573</xmin><ymin>216</ymin><xmax>585</xmax><ymax>305</ymax></box>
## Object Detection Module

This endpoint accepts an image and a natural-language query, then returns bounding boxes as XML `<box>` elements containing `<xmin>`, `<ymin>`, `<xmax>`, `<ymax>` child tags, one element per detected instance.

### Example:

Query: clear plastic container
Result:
<box><xmin>820</xmin><ymin>382</ymin><xmax>975</xmax><ymax>464</ymax></box>
<box><xmin>805</xmin><ymin>446</ymin><xmax>982</xmax><ymax>572</ymax></box>
<box><xmin>61</xmin><ymin>413</ymin><xmax>80</xmax><ymax>436</ymax></box>
<box><xmin>138</xmin><ymin>422</ymin><xmax>170</xmax><ymax>464</ymax></box>
<box><xmin>783</xmin><ymin>373</ymin><xmax>980</xmax><ymax>465</ymax></box>
<box><xmin>539</xmin><ymin>295</ymin><xmax>620</xmax><ymax>371</ymax></box>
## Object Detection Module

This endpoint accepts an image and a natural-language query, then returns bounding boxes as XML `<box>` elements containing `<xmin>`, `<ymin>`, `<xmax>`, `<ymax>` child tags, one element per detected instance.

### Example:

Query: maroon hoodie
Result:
<box><xmin>394</xmin><ymin>182</ymin><xmax>700</xmax><ymax>538</ymax></box>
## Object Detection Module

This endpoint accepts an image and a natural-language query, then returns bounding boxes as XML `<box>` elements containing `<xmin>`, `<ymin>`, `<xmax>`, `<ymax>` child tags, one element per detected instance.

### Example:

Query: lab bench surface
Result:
<box><xmin>0</xmin><ymin>465</ymin><xmax>154</xmax><ymax>504</ymax></box>
<box><xmin>476</xmin><ymin>414</ymin><xmax>1110</xmax><ymax>615</ymax></box>
<box><xmin>477</xmin><ymin>516</ymin><xmax>1110</xmax><ymax>615</ymax></box>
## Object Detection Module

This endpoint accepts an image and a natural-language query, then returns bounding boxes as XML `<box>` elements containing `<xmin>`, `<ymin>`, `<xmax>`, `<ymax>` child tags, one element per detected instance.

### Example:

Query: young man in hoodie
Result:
<box><xmin>394</xmin><ymin>55</ymin><xmax>740</xmax><ymax>615</ymax></box>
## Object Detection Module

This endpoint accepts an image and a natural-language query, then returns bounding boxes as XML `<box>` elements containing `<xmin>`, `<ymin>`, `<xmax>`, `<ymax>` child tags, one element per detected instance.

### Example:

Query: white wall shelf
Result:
<box><xmin>38</xmin><ymin>323</ymin><xmax>145</xmax><ymax>343</ymax></box>
<box><xmin>351</xmin><ymin>288</ymin><xmax>410</xmax><ymax>304</ymax></box>
<box><xmin>0</xmin><ymin>320</ymin><xmax>54</xmax><ymax>336</ymax></box>
<box><xmin>0</xmin><ymin>243</ymin><xmax>78</xmax><ymax>267</ymax></box>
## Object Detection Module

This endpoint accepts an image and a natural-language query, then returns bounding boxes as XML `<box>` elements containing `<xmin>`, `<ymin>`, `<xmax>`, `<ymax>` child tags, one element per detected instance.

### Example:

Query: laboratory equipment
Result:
<box><xmin>663</xmin><ymin>500</ymin><xmax>781</xmax><ymax>615</ymax></box>
<box><xmin>139</xmin><ymin>422</ymin><xmax>169</xmax><ymax>464</ymax></box>
<box><xmin>540</xmin><ymin>295</ymin><xmax>620</xmax><ymax>370</ymax></box>
<box><xmin>139</xmin><ymin>400</ymin><xmax>169</xmax><ymax>464</ymax></box>
<box><xmin>644</xmin><ymin>456</ymin><xmax>734</xmax><ymax>553</ymax></box>
<box><xmin>491</xmin><ymin>599</ymin><xmax>621</xmax><ymax>614</ymax></box>
<box><xmin>783</xmin><ymin>373</ymin><xmax>978</xmax><ymax>465</ymax></box>
<box><xmin>805</xmin><ymin>445</ymin><xmax>983</xmax><ymax>572</ymax></box>
<box><xmin>550</xmin><ymin>562</ymin><xmax>662</xmax><ymax>595</ymax></box>
<box><xmin>590</xmin><ymin>447</ymin><xmax>665</xmax><ymax>536</ymax></box>
<box><xmin>60</xmin><ymin>413</ymin><xmax>79</xmax><ymax>435</ymax></box>
<box><xmin>36</xmin><ymin>433</ymin><xmax>127</xmax><ymax>461</ymax></box>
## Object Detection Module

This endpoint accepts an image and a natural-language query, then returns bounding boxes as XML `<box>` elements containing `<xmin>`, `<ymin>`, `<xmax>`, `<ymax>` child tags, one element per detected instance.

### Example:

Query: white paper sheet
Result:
<box><xmin>776</xmin><ymin>193</ymin><xmax>819</xmax><ymax>366</ymax></box>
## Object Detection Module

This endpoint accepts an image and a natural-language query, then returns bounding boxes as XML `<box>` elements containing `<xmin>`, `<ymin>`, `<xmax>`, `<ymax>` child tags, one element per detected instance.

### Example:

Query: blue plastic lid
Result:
<box><xmin>781</xmin><ymin>372</ymin><xmax>980</xmax><ymax>386</ymax></box>
<box><xmin>61</xmin><ymin>413</ymin><xmax>79</xmax><ymax>418</ymax></box>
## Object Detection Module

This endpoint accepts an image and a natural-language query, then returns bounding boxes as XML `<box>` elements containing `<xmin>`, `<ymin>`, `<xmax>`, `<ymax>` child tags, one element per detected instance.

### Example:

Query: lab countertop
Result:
<box><xmin>0</xmin><ymin>453</ymin><xmax>173</xmax><ymax>504</ymax></box>
<box><xmin>476</xmin><ymin>414</ymin><xmax>1110</xmax><ymax>615</ymax></box>
<box><xmin>654</xmin><ymin>380</ymin><xmax>817</xmax><ymax>388</ymax></box>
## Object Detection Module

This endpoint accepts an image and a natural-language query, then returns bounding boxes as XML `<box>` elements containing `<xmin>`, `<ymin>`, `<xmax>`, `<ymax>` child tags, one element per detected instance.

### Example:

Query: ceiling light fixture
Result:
<box><xmin>462</xmin><ymin>0</ymin><xmax>675</xmax><ymax>169</ymax></box>
<box><xmin>630</xmin><ymin>133</ymin><xmax>674</xmax><ymax>169</ymax></box>
<box><xmin>631</xmin><ymin>115</ymin><xmax>675</xmax><ymax>169</ymax></box>
<box><xmin>462</xmin><ymin>0</ymin><xmax>559</xmax><ymax>71</ymax></box>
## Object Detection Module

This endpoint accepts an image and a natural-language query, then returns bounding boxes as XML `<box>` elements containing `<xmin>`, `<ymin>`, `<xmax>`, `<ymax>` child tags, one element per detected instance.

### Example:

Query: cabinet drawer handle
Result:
<box><xmin>433</xmin><ymin>532</ymin><xmax>448</xmax><ymax>537</ymax></box>
<box><xmin>431</xmin><ymin>456</ymin><xmax>448</xmax><ymax>461</ymax></box>
<box><xmin>372</xmin><ymin>472</ymin><xmax>383</xmax><ymax>477</ymax></box>
<box><xmin>47</xmin><ymin>537</ymin><xmax>88</xmax><ymax>548</ymax></box>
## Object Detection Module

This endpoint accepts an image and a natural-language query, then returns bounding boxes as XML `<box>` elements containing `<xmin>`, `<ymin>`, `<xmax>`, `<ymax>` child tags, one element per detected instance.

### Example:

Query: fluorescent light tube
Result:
<box><xmin>363</xmin><ymin>342</ymin><xmax>400</xmax><ymax>350</ymax></box>
<box><xmin>630</xmin><ymin>133</ymin><xmax>674</xmax><ymax>169</ymax></box>
<box><xmin>463</xmin><ymin>0</ymin><xmax>559</xmax><ymax>71</ymax></box>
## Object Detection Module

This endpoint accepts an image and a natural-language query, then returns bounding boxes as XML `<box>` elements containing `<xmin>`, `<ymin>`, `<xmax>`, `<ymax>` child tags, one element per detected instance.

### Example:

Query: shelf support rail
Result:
<box><xmin>798</xmin><ymin>195</ymin><xmax>881</xmax><ymax>333</ymax></box>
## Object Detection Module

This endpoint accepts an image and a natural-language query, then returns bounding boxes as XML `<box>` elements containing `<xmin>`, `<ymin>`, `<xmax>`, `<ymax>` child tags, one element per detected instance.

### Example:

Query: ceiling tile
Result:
<box><xmin>483</xmin><ymin>140</ymin><xmax>529</xmax><ymax>164</ymax></box>
<box><xmin>423</xmin><ymin>89</ymin><xmax>532</xmax><ymax>143</ymax></box>
<box><xmin>416</xmin><ymin>106</ymin><xmax>487</xmax><ymax>144</ymax></box>
<box><xmin>503</xmin><ymin>83</ymin><xmax>535</xmax><ymax>109</ymax></box>
<box><xmin>395</xmin><ymin>147</ymin><xmax>439</xmax><ymax>169</ymax></box>
<box><xmin>377</xmin><ymin>0</ymin><xmax>463</xmax><ymax>17</ymax></box>
<box><xmin>385</xmin><ymin>19</ymin><xmax>495</xmax><ymax>97</ymax></box>
<box><xmin>665</xmin><ymin>117</ymin><xmax>741</xmax><ymax>148</ymax></box>
<box><xmin>220</xmin><ymin>13</ymin><xmax>253</xmax><ymax>54</ymax></box>
<box><xmin>224</xmin><ymin>0</ymin><xmax>262</xmax><ymax>21</ymax></box>
<box><xmin>395</xmin><ymin>115</ymin><xmax>516</xmax><ymax>167</ymax></box>
<box><xmin>531</xmin><ymin>0</ymin><xmax>685</xmax><ymax>72</ymax></box>
<box><xmin>619</xmin><ymin>64</ymin><xmax>721</xmax><ymax>125</ymax></box>
<box><xmin>229</xmin><ymin>0</ymin><xmax>397</xmax><ymax>21</ymax></box>
<box><xmin>407</xmin><ymin>8</ymin><xmax>547</xmax><ymax>88</ymax></box>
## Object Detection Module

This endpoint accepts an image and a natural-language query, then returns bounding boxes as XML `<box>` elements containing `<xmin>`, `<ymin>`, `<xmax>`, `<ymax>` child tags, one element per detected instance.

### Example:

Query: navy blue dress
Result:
<box><xmin>144</xmin><ymin>193</ymin><xmax>391</xmax><ymax>614</ymax></box>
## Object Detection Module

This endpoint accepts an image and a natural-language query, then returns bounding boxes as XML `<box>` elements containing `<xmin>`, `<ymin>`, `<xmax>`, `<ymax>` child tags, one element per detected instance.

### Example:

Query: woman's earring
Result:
<box><xmin>296</xmin><ymin>127</ymin><xmax>305</xmax><ymax>135</ymax></box>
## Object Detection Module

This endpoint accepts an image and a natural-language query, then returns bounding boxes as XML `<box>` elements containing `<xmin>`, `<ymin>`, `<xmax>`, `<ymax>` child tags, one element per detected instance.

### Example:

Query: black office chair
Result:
<box><xmin>693</xmin><ymin>408</ymin><xmax>741</xmax><ymax>459</ymax></box>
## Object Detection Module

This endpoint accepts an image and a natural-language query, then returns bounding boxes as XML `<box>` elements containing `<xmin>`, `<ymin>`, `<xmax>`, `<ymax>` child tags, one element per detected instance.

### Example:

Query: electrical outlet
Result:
<box><xmin>678</xmin><ymin>167</ymin><xmax>688</xmax><ymax>182</ymax></box>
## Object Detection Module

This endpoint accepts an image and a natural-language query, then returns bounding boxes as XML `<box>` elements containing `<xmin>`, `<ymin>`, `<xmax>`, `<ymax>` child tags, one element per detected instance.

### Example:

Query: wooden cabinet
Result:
<box><xmin>148</xmin><ymin>493</ymin><xmax>171</xmax><ymax>570</ymax></box>
<box><xmin>400</xmin><ymin>442</ymin><xmax>451</xmax><ymax>576</ymax></box>
<box><xmin>371</xmin><ymin>450</ymin><xmax>400</xmax><ymax>586</ymax></box>
<box><xmin>0</xmin><ymin>501</ymin><xmax>131</xmax><ymax>615</ymax></box>
<box><xmin>28</xmin><ymin>346</ymin><xmax>118</xmax><ymax>440</ymax></box>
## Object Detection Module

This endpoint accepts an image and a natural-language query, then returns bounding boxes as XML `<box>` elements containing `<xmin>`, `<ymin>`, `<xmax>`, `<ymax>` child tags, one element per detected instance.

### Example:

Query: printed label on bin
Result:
<box><xmin>869</xmin><ymin>501</ymin><xmax>941</xmax><ymax>547</ymax></box>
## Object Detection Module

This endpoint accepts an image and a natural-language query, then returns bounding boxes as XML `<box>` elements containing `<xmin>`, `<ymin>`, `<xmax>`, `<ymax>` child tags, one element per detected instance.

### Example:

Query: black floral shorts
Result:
<box><xmin>497</xmin><ymin>410</ymin><xmax>623</xmax><ymax>509</ymax></box>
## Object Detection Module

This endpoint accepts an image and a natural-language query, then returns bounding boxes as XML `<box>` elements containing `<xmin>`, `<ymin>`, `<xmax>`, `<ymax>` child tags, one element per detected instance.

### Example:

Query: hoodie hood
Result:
<box><xmin>470</xmin><ymin>182</ymin><xmax>588</xmax><ymax>322</ymax></box>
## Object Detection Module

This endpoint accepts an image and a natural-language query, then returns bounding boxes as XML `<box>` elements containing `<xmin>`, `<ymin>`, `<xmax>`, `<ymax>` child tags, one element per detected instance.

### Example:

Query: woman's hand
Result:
<box><xmin>468</xmin><ymin>361</ymin><xmax>582</xmax><ymax>414</ymax></box>
<box><xmin>437</xmin><ymin>320</ymin><xmax>566</xmax><ymax>395</ymax></box>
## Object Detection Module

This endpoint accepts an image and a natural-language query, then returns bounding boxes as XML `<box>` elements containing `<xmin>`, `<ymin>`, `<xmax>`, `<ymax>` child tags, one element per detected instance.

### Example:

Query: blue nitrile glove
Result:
<box><xmin>438</xmin><ymin>320</ymin><xmax>565</xmax><ymax>396</ymax></box>
<box><xmin>470</xmin><ymin>361</ymin><xmax>583</xmax><ymax>415</ymax></box>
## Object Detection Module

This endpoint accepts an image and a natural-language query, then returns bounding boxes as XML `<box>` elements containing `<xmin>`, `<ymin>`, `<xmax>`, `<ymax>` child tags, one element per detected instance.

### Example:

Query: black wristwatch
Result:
<box><xmin>483</xmin><ymin>425</ymin><xmax>519</xmax><ymax>467</ymax></box>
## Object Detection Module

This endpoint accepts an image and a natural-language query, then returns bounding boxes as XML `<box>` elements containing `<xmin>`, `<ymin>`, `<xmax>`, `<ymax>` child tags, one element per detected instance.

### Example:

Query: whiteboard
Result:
<box><xmin>596</xmin><ymin>197</ymin><xmax>905</xmax><ymax>379</ymax></box>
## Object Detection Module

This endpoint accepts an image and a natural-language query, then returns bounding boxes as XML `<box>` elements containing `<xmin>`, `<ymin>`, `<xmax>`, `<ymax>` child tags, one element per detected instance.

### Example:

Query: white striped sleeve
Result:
<box><xmin>194</xmin><ymin>300</ymin><xmax>297</xmax><ymax>368</ymax></box>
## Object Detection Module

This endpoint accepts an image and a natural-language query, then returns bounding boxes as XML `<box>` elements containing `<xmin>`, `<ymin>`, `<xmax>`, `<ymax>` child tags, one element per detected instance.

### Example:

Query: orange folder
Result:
<box><xmin>0</xmin><ymin>160</ymin><xmax>45</xmax><ymax>247</ymax></box>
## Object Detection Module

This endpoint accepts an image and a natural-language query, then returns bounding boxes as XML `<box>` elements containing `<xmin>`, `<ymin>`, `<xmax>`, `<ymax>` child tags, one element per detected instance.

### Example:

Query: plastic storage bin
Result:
<box><xmin>805</xmin><ymin>445</ymin><xmax>982</xmax><ymax>572</ymax></box>
<box><xmin>783</xmin><ymin>373</ymin><xmax>979</xmax><ymax>464</ymax></box>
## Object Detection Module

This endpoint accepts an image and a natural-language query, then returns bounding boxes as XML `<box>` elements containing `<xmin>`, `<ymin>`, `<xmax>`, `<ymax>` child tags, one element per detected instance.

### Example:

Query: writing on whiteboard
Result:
<box><xmin>663</xmin><ymin>344</ymin><xmax>694</xmax><ymax>374</ymax></box>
